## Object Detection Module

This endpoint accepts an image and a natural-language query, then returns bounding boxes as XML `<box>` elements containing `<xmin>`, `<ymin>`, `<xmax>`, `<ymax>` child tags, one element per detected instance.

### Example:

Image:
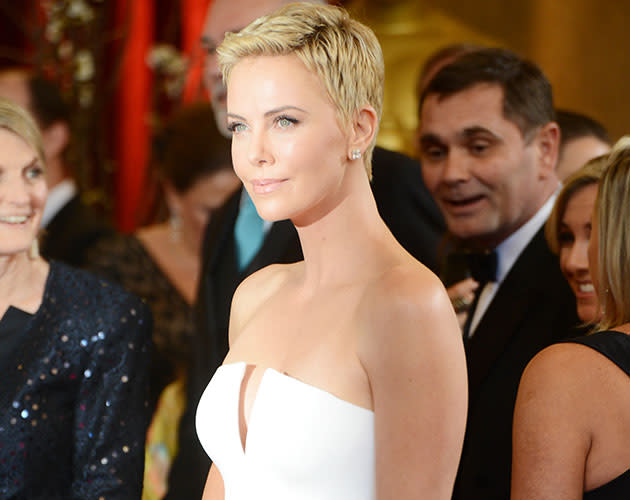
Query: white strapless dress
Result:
<box><xmin>196</xmin><ymin>361</ymin><xmax>375</xmax><ymax>499</ymax></box>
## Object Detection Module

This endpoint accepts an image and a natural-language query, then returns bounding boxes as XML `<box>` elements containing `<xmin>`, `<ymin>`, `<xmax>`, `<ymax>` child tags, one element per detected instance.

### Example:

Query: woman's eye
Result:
<box><xmin>25</xmin><ymin>165</ymin><xmax>44</xmax><ymax>180</ymax></box>
<box><xmin>227</xmin><ymin>122</ymin><xmax>246</xmax><ymax>134</ymax></box>
<box><xmin>276</xmin><ymin>116</ymin><xmax>298</xmax><ymax>129</ymax></box>
<box><xmin>558</xmin><ymin>230</ymin><xmax>574</xmax><ymax>246</ymax></box>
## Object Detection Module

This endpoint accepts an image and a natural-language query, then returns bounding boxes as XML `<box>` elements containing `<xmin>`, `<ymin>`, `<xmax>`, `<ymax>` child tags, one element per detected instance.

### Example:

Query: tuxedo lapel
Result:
<box><xmin>465</xmin><ymin>228</ymin><xmax>550</xmax><ymax>397</ymax></box>
<box><xmin>205</xmin><ymin>191</ymin><xmax>241</xmax><ymax>277</ymax></box>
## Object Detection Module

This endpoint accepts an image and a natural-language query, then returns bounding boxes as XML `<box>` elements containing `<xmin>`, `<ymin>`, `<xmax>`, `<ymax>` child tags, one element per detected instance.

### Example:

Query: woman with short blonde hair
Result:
<box><xmin>196</xmin><ymin>3</ymin><xmax>467</xmax><ymax>499</ymax></box>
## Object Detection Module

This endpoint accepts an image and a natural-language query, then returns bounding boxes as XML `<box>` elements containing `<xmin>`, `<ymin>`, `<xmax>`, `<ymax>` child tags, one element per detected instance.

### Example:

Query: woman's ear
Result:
<box><xmin>41</xmin><ymin>121</ymin><xmax>70</xmax><ymax>161</ymax></box>
<box><xmin>163</xmin><ymin>180</ymin><xmax>181</xmax><ymax>215</ymax></box>
<box><xmin>347</xmin><ymin>105</ymin><xmax>378</xmax><ymax>160</ymax></box>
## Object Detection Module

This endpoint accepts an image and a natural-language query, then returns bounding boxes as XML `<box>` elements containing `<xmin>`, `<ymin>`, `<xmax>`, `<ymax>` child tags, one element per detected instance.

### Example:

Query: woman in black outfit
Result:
<box><xmin>0</xmin><ymin>97</ymin><xmax>152</xmax><ymax>498</ymax></box>
<box><xmin>512</xmin><ymin>138</ymin><xmax>630</xmax><ymax>499</ymax></box>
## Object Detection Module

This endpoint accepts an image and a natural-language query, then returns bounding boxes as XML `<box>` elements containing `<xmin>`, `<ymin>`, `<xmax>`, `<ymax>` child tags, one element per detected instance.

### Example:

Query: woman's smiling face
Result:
<box><xmin>559</xmin><ymin>183</ymin><xmax>599</xmax><ymax>322</ymax></box>
<box><xmin>0</xmin><ymin>127</ymin><xmax>47</xmax><ymax>258</ymax></box>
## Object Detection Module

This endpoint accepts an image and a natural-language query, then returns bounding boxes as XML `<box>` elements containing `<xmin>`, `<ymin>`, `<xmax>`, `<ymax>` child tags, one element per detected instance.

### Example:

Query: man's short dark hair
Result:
<box><xmin>556</xmin><ymin>109</ymin><xmax>610</xmax><ymax>148</ymax></box>
<box><xmin>420</xmin><ymin>48</ymin><xmax>555</xmax><ymax>139</ymax></box>
<box><xmin>27</xmin><ymin>74</ymin><xmax>70</xmax><ymax>128</ymax></box>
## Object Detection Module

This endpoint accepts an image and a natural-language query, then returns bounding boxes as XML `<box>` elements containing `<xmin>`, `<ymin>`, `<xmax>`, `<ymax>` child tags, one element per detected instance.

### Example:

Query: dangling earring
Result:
<box><xmin>29</xmin><ymin>238</ymin><xmax>40</xmax><ymax>260</ymax></box>
<box><xmin>350</xmin><ymin>149</ymin><xmax>362</xmax><ymax>160</ymax></box>
<box><xmin>602</xmin><ymin>288</ymin><xmax>610</xmax><ymax>316</ymax></box>
<box><xmin>169</xmin><ymin>211</ymin><xmax>182</xmax><ymax>243</ymax></box>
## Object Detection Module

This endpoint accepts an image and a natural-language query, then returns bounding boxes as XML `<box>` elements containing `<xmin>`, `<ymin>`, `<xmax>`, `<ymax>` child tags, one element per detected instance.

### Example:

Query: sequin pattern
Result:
<box><xmin>0</xmin><ymin>261</ymin><xmax>152</xmax><ymax>499</ymax></box>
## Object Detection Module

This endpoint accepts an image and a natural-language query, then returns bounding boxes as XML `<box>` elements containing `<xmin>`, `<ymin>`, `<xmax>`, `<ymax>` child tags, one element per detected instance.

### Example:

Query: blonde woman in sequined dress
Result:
<box><xmin>0</xmin><ymin>97</ymin><xmax>152</xmax><ymax>499</ymax></box>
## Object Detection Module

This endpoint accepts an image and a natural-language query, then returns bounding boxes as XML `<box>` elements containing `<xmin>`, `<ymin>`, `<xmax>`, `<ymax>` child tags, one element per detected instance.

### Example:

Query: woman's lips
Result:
<box><xmin>251</xmin><ymin>178</ymin><xmax>287</xmax><ymax>194</ymax></box>
<box><xmin>578</xmin><ymin>283</ymin><xmax>594</xmax><ymax>293</ymax></box>
<box><xmin>0</xmin><ymin>214</ymin><xmax>31</xmax><ymax>224</ymax></box>
<box><xmin>573</xmin><ymin>280</ymin><xmax>596</xmax><ymax>300</ymax></box>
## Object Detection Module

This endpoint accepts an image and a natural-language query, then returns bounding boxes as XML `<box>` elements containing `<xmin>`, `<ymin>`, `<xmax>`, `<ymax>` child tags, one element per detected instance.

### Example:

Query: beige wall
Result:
<box><xmin>347</xmin><ymin>0</ymin><xmax>629</xmax><ymax>155</ymax></box>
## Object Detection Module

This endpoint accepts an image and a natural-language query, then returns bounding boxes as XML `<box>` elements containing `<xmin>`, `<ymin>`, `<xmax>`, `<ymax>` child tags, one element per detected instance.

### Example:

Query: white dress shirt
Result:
<box><xmin>41</xmin><ymin>179</ymin><xmax>77</xmax><ymax>228</ymax></box>
<box><xmin>468</xmin><ymin>189</ymin><xmax>560</xmax><ymax>335</ymax></box>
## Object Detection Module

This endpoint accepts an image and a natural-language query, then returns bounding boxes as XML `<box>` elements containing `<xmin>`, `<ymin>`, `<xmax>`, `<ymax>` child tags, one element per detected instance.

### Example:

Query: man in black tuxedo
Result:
<box><xmin>418</xmin><ymin>48</ymin><xmax>579</xmax><ymax>499</ymax></box>
<box><xmin>164</xmin><ymin>0</ymin><xmax>445</xmax><ymax>498</ymax></box>
<box><xmin>0</xmin><ymin>69</ymin><xmax>113</xmax><ymax>266</ymax></box>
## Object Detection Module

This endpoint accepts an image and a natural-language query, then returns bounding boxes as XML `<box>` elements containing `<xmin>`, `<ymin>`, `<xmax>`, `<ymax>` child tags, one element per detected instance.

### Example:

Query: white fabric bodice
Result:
<box><xmin>196</xmin><ymin>362</ymin><xmax>376</xmax><ymax>499</ymax></box>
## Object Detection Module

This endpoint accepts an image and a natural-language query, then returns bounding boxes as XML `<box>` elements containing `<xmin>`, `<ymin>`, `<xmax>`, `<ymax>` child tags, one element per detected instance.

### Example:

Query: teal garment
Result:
<box><xmin>234</xmin><ymin>191</ymin><xmax>265</xmax><ymax>270</ymax></box>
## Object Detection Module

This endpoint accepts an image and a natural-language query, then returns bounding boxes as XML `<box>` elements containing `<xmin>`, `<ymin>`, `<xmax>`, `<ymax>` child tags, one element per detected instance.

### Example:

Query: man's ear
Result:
<box><xmin>534</xmin><ymin>121</ymin><xmax>560</xmax><ymax>180</ymax></box>
<box><xmin>41</xmin><ymin>121</ymin><xmax>70</xmax><ymax>161</ymax></box>
<box><xmin>347</xmin><ymin>105</ymin><xmax>378</xmax><ymax>159</ymax></box>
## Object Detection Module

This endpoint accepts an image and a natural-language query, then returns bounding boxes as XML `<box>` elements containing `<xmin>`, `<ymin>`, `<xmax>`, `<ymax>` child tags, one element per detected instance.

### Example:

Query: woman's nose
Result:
<box><xmin>565</xmin><ymin>238</ymin><xmax>590</xmax><ymax>274</ymax></box>
<box><xmin>247</xmin><ymin>130</ymin><xmax>272</xmax><ymax>167</ymax></box>
<box><xmin>1</xmin><ymin>177</ymin><xmax>30</xmax><ymax>207</ymax></box>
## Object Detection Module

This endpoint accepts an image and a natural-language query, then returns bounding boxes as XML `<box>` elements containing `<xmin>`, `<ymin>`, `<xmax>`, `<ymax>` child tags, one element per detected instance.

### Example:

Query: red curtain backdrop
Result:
<box><xmin>115</xmin><ymin>0</ymin><xmax>155</xmax><ymax>233</ymax></box>
<box><xmin>181</xmin><ymin>0</ymin><xmax>212</xmax><ymax>103</ymax></box>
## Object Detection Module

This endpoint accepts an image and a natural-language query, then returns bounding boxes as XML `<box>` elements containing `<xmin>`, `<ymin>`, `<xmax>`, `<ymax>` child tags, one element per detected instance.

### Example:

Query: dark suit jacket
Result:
<box><xmin>371</xmin><ymin>147</ymin><xmax>444</xmax><ymax>272</ymax></box>
<box><xmin>165</xmin><ymin>146</ymin><xmax>445</xmax><ymax>499</ymax></box>
<box><xmin>452</xmin><ymin>227</ymin><xmax>579</xmax><ymax>500</ymax></box>
<box><xmin>41</xmin><ymin>194</ymin><xmax>114</xmax><ymax>268</ymax></box>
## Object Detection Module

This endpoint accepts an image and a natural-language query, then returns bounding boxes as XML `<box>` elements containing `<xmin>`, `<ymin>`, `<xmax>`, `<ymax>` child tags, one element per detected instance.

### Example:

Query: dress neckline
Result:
<box><xmin>217</xmin><ymin>361</ymin><xmax>373</xmax><ymax>456</ymax></box>
<box><xmin>1</xmin><ymin>261</ymin><xmax>54</xmax><ymax>332</ymax></box>
<box><xmin>219</xmin><ymin>361</ymin><xmax>374</xmax><ymax>415</ymax></box>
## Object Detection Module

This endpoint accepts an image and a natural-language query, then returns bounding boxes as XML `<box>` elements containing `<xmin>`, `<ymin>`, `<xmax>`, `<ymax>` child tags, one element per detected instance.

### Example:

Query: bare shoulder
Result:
<box><xmin>520</xmin><ymin>342</ymin><xmax>602</xmax><ymax>399</ymax></box>
<box><xmin>514</xmin><ymin>340</ymin><xmax>623</xmax><ymax>448</ymax></box>
<box><xmin>518</xmin><ymin>340</ymin><xmax>622</xmax><ymax>410</ymax></box>
<box><xmin>512</xmin><ymin>342</ymin><xmax>603</xmax><ymax>499</ymax></box>
<box><xmin>356</xmin><ymin>260</ymin><xmax>468</xmax><ymax>497</ymax></box>
<box><xmin>358</xmin><ymin>261</ymin><xmax>461</xmax><ymax>365</ymax></box>
<box><xmin>228</xmin><ymin>262</ymin><xmax>299</xmax><ymax>345</ymax></box>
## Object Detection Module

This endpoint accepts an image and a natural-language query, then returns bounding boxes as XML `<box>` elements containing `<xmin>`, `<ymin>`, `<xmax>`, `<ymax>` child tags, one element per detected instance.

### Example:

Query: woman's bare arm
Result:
<box><xmin>359</xmin><ymin>268</ymin><xmax>468</xmax><ymax>499</ymax></box>
<box><xmin>202</xmin><ymin>464</ymin><xmax>225</xmax><ymax>500</ymax></box>
<box><xmin>512</xmin><ymin>344</ymin><xmax>592</xmax><ymax>500</ymax></box>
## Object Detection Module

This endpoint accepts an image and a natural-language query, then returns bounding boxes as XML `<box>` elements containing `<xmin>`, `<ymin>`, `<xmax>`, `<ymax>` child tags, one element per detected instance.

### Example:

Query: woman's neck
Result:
<box><xmin>294</xmin><ymin>166</ymin><xmax>396</xmax><ymax>290</ymax></box>
<box><xmin>0</xmin><ymin>253</ymin><xmax>49</xmax><ymax>317</ymax></box>
<box><xmin>136</xmin><ymin>224</ymin><xmax>200</xmax><ymax>305</ymax></box>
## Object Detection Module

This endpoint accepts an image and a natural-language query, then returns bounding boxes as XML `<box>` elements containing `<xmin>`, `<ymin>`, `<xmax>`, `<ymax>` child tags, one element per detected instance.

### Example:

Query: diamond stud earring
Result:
<box><xmin>350</xmin><ymin>149</ymin><xmax>361</xmax><ymax>160</ymax></box>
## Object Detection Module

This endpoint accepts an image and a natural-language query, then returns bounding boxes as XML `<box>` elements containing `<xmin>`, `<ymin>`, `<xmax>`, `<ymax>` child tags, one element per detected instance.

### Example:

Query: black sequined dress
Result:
<box><xmin>0</xmin><ymin>261</ymin><xmax>152</xmax><ymax>499</ymax></box>
<box><xmin>86</xmin><ymin>234</ymin><xmax>195</xmax><ymax>410</ymax></box>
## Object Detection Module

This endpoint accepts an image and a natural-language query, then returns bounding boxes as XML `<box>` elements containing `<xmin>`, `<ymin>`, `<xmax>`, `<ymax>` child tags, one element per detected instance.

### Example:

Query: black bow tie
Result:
<box><xmin>466</xmin><ymin>250</ymin><xmax>498</xmax><ymax>283</ymax></box>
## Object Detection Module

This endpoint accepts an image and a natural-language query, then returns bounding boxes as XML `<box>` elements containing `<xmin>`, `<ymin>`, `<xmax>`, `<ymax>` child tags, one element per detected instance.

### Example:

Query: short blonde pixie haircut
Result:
<box><xmin>0</xmin><ymin>97</ymin><xmax>46</xmax><ymax>167</ymax></box>
<box><xmin>217</xmin><ymin>2</ymin><xmax>384</xmax><ymax>179</ymax></box>
<box><xmin>594</xmin><ymin>137</ymin><xmax>630</xmax><ymax>331</ymax></box>
<box><xmin>545</xmin><ymin>154</ymin><xmax>608</xmax><ymax>254</ymax></box>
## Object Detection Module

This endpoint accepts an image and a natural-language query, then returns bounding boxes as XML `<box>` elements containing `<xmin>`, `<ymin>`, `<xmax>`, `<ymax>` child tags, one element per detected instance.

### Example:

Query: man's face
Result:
<box><xmin>556</xmin><ymin>135</ymin><xmax>610</xmax><ymax>181</ymax></box>
<box><xmin>419</xmin><ymin>83</ymin><xmax>556</xmax><ymax>248</ymax></box>
<box><xmin>201</xmin><ymin>0</ymin><xmax>294</xmax><ymax>135</ymax></box>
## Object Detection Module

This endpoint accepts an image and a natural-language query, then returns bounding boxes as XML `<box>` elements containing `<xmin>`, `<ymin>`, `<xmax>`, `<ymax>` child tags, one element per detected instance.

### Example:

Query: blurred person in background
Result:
<box><xmin>88</xmin><ymin>102</ymin><xmax>240</xmax><ymax>410</ymax></box>
<box><xmin>556</xmin><ymin>109</ymin><xmax>610</xmax><ymax>182</ymax></box>
<box><xmin>545</xmin><ymin>154</ymin><xmax>609</xmax><ymax>324</ymax></box>
<box><xmin>414</xmin><ymin>42</ymin><xmax>483</xmax><ymax>328</ymax></box>
<box><xmin>0</xmin><ymin>97</ymin><xmax>151</xmax><ymax>499</ymax></box>
<box><xmin>87</xmin><ymin>102</ymin><xmax>240</xmax><ymax>499</ymax></box>
<box><xmin>418</xmin><ymin>48</ymin><xmax>579</xmax><ymax>499</ymax></box>
<box><xmin>0</xmin><ymin>68</ymin><xmax>114</xmax><ymax>266</ymax></box>
<box><xmin>513</xmin><ymin>138</ymin><xmax>630</xmax><ymax>499</ymax></box>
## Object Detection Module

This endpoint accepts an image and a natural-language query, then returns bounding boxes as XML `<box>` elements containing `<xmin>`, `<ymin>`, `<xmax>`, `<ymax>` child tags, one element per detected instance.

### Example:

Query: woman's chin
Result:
<box><xmin>577</xmin><ymin>302</ymin><xmax>600</xmax><ymax>324</ymax></box>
